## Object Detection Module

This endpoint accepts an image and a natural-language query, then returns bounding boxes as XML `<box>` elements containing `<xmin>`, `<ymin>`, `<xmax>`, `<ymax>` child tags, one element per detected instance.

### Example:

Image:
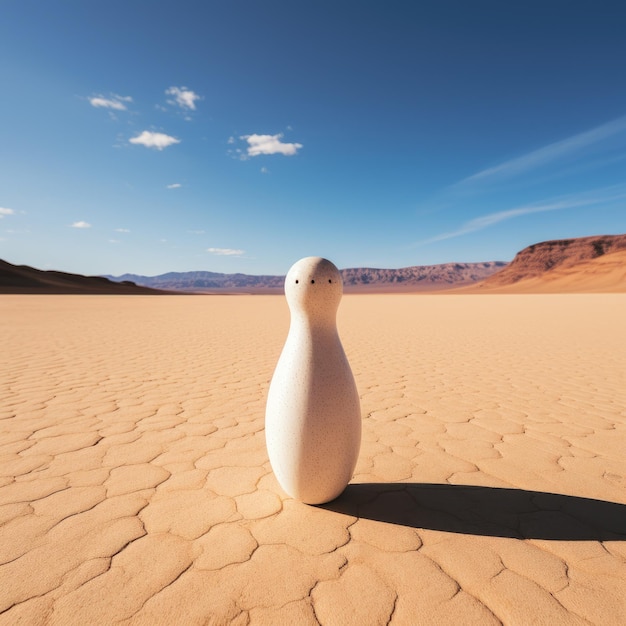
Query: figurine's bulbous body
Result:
<box><xmin>265</xmin><ymin>257</ymin><xmax>361</xmax><ymax>504</ymax></box>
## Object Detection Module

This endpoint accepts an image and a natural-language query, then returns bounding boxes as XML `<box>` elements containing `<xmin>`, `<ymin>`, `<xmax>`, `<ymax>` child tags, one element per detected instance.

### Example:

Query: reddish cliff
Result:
<box><xmin>474</xmin><ymin>234</ymin><xmax>626</xmax><ymax>292</ymax></box>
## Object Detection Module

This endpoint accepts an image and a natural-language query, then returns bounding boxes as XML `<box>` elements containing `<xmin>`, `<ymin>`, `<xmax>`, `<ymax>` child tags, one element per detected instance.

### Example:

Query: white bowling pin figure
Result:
<box><xmin>265</xmin><ymin>257</ymin><xmax>362</xmax><ymax>504</ymax></box>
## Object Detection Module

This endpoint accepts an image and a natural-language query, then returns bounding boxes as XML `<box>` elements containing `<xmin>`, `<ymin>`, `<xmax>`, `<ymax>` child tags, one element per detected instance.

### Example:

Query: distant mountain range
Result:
<box><xmin>104</xmin><ymin>261</ymin><xmax>507</xmax><ymax>293</ymax></box>
<box><xmin>3</xmin><ymin>233</ymin><xmax>625</xmax><ymax>294</ymax></box>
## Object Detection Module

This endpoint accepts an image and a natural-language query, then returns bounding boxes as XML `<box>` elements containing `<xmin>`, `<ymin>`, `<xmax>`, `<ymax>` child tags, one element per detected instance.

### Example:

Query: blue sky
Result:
<box><xmin>1</xmin><ymin>1</ymin><xmax>625</xmax><ymax>276</ymax></box>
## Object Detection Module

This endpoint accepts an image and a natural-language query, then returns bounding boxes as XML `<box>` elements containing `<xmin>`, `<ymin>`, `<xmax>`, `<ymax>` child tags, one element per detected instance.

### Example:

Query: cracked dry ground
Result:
<box><xmin>1</xmin><ymin>294</ymin><xmax>625</xmax><ymax>625</ymax></box>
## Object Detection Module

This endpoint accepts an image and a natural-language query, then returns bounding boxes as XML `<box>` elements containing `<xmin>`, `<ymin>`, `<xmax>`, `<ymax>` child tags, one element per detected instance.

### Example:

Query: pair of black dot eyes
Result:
<box><xmin>294</xmin><ymin>279</ymin><xmax>332</xmax><ymax>284</ymax></box>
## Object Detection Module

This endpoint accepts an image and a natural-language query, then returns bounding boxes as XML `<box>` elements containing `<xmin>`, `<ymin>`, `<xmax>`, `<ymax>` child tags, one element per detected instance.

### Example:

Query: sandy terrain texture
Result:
<box><xmin>1</xmin><ymin>294</ymin><xmax>625</xmax><ymax>625</ymax></box>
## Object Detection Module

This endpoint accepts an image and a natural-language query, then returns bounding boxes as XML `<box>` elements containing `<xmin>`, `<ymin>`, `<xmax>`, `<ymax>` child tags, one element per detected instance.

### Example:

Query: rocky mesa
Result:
<box><xmin>472</xmin><ymin>233</ymin><xmax>626</xmax><ymax>293</ymax></box>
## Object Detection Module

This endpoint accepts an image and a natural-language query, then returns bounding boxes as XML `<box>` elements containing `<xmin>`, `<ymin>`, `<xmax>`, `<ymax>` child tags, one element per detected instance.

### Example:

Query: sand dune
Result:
<box><xmin>1</xmin><ymin>294</ymin><xmax>625</xmax><ymax>624</ymax></box>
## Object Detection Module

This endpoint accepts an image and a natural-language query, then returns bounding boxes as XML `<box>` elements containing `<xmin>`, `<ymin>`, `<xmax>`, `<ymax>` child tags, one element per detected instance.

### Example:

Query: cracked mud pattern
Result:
<box><xmin>1</xmin><ymin>294</ymin><xmax>625</xmax><ymax>625</ymax></box>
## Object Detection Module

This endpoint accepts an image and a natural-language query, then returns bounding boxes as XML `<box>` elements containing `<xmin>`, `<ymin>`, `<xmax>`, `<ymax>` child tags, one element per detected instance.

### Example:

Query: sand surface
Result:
<box><xmin>1</xmin><ymin>294</ymin><xmax>625</xmax><ymax>625</ymax></box>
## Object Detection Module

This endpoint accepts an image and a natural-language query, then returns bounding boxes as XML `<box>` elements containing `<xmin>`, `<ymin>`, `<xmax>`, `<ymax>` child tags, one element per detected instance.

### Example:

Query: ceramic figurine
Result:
<box><xmin>265</xmin><ymin>257</ymin><xmax>361</xmax><ymax>504</ymax></box>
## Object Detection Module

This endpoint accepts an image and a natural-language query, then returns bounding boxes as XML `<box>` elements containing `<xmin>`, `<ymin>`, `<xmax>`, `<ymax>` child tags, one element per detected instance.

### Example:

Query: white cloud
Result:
<box><xmin>166</xmin><ymin>86</ymin><xmax>201</xmax><ymax>111</ymax></box>
<box><xmin>227</xmin><ymin>136</ymin><xmax>236</xmax><ymax>144</ymax></box>
<box><xmin>260</xmin><ymin>167</ymin><xmax>269</xmax><ymax>174</ymax></box>
<box><xmin>71</xmin><ymin>221</ymin><xmax>91</xmax><ymax>229</ymax></box>
<box><xmin>0</xmin><ymin>207</ymin><xmax>15</xmax><ymax>218</ymax></box>
<box><xmin>424</xmin><ymin>205</ymin><xmax>565</xmax><ymax>244</ymax></box>
<box><xmin>129</xmin><ymin>131</ymin><xmax>180</xmax><ymax>150</ymax></box>
<box><xmin>207</xmin><ymin>247</ymin><xmax>245</xmax><ymax>256</ymax></box>
<box><xmin>89</xmin><ymin>94</ymin><xmax>133</xmax><ymax>111</ymax></box>
<box><xmin>420</xmin><ymin>185</ymin><xmax>626</xmax><ymax>245</ymax></box>
<box><xmin>115</xmin><ymin>228</ymin><xmax>130</xmax><ymax>233</ymax></box>
<box><xmin>241</xmin><ymin>133</ymin><xmax>302</xmax><ymax>156</ymax></box>
<box><xmin>166</xmin><ymin>183</ymin><xmax>182</xmax><ymax>189</ymax></box>
<box><xmin>459</xmin><ymin>114</ymin><xmax>626</xmax><ymax>186</ymax></box>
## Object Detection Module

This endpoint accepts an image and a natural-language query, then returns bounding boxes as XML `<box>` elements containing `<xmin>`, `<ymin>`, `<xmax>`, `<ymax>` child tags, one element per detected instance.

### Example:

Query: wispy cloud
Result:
<box><xmin>130</xmin><ymin>131</ymin><xmax>180</xmax><ymax>150</ymax></box>
<box><xmin>419</xmin><ymin>185</ymin><xmax>626</xmax><ymax>245</ymax></box>
<box><xmin>166</xmin><ymin>86</ymin><xmax>201</xmax><ymax>111</ymax></box>
<box><xmin>241</xmin><ymin>133</ymin><xmax>303</xmax><ymax>157</ymax></box>
<box><xmin>459</xmin><ymin>114</ymin><xmax>626</xmax><ymax>186</ymax></box>
<box><xmin>0</xmin><ymin>207</ymin><xmax>15</xmax><ymax>218</ymax></box>
<box><xmin>70</xmin><ymin>221</ymin><xmax>91</xmax><ymax>229</ymax></box>
<box><xmin>166</xmin><ymin>183</ymin><xmax>182</xmax><ymax>189</ymax></box>
<box><xmin>207</xmin><ymin>247</ymin><xmax>245</xmax><ymax>256</ymax></box>
<box><xmin>115</xmin><ymin>228</ymin><xmax>130</xmax><ymax>233</ymax></box>
<box><xmin>89</xmin><ymin>94</ymin><xmax>133</xmax><ymax>111</ymax></box>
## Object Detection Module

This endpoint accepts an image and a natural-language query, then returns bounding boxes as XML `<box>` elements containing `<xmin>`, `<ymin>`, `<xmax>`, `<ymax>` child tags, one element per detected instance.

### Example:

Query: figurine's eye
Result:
<box><xmin>328</xmin><ymin>279</ymin><xmax>332</xmax><ymax>283</ymax></box>
<box><xmin>295</xmin><ymin>279</ymin><xmax>299</xmax><ymax>284</ymax></box>
<box><xmin>311</xmin><ymin>279</ymin><xmax>315</xmax><ymax>284</ymax></box>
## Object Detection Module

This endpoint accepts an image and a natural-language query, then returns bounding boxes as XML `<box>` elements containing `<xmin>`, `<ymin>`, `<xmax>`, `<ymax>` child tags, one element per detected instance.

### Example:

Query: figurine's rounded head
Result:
<box><xmin>284</xmin><ymin>257</ymin><xmax>343</xmax><ymax>318</ymax></box>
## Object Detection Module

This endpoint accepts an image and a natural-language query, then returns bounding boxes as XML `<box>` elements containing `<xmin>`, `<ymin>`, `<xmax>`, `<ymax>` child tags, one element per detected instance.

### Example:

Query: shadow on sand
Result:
<box><xmin>318</xmin><ymin>483</ymin><xmax>626</xmax><ymax>541</ymax></box>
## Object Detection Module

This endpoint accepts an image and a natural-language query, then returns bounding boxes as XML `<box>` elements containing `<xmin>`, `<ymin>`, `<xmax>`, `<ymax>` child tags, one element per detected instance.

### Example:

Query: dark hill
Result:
<box><xmin>0</xmin><ymin>259</ymin><xmax>167</xmax><ymax>294</ymax></box>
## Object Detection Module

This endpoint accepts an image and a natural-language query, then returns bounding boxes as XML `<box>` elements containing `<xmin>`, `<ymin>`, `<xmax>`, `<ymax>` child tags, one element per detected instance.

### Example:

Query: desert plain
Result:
<box><xmin>1</xmin><ymin>292</ymin><xmax>625</xmax><ymax>625</ymax></box>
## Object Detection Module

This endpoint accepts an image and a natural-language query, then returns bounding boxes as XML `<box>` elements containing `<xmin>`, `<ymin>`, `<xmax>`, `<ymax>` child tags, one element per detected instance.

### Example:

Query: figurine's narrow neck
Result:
<box><xmin>289</xmin><ymin>308</ymin><xmax>338</xmax><ymax>334</ymax></box>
